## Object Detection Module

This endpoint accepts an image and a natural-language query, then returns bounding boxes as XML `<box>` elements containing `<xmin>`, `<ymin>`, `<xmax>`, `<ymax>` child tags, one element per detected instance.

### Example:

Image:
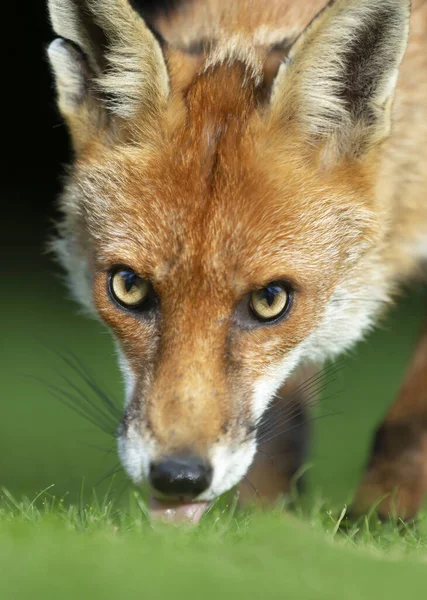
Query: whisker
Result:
<box><xmin>329</xmin><ymin>298</ymin><xmax>384</xmax><ymax>305</ymax></box>
<box><xmin>95</xmin><ymin>463</ymin><xmax>124</xmax><ymax>487</ymax></box>
<box><xmin>258</xmin><ymin>382</ymin><xmax>339</xmax><ymax>434</ymax></box>
<box><xmin>65</xmin><ymin>350</ymin><xmax>121</xmax><ymax>417</ymax></box>
<box><xmin>53</xmin><ymin>347</ymin><xmax>121</xmax><ymax>419</ymax></box>
<box><xmin>35</xmin><ymin>341</ymin><xmax>121</xmax><ymax>419</ymax></box>
<box><xmin>262</xmin><ymin>410</ymin><xmax>343</xmax><ymax>457</ymax></box>
<box><xmin>52</xmin><ymin>369</ymin><xmax>119</xmax><ymax>434</ymax></box>
<box><xmin>81</xmin><ymin>442</ymin><xmax>117</xmax><ymax>454</ymax></box>
<box><xmin>50</xmin><ymin>389</ymin><xmax>116</xmax><ymax>436</ymax></box>
<box><xmin>260</xmin><ymin>359</ymin><xmax>345</xmax><ymax>426</ymax></box>
<box><xmin>256</xmin><ymin>361</ymin><xmax>345</xmax><ymax>442</ymax></box>
<box><xmin>254</xmin><ymin>447</ymin><xmax>281</xmax><ymax>470</ymax></box>
<box><xmin>242</xmin><ymin>475</ymin><xmax>261</xmax><ymax>501</ymax></box>
<box><xmin>26</xmin><ymin>374</ymin><xmax>116</xmax><ymax>435</ymax></box>
<box><xmin>30</xmin><ymin>342</ymin><xmax>122</xmax><ymax>437</ymax></box>
<box><xmin>289</xmin><ymin>359</ymin><xmax>346</xmax><ymax>395</ymax></box>
<box><xmin>258</xmin><ymin>398</ymin><xmax>343</xmax><ymax>448</ymax></box>
<box><xmin>257</xmin><ymin>382</ymin><xmax>343</xmax><ymax>446</ymax></box>
<box><xmin>257</xmin><ymin>378</ymin><xmax>339</xmax><ymax>443</ymax></box>
<box><xmin>261</xmin><ymin>378</ymin><xmax>342</xmax><ymax>437</ymax></box>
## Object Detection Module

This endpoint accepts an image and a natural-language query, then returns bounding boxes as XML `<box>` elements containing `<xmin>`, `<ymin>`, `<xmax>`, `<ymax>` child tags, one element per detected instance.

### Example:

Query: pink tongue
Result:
<box><xmin>149</xmin><ymin>497</ymin><xmax>208</xmax><ymax>525</ymax></box>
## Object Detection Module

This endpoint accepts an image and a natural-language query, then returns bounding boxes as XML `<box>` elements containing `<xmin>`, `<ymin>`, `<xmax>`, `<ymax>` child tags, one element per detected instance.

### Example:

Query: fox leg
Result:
<box><xmin>238</xmin><ymin>366</ymin><xmax>313</xmax><ymax>506</ymax></box>
<box><xmin>353</xmin><ymin>318</ymin><xmax>427</xmax><ymax>520</ymax></box>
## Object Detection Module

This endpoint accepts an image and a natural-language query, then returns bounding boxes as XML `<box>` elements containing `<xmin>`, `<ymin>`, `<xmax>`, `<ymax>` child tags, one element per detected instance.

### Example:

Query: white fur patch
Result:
<box><xmin>118</xmin><ymin>425</ymin><xmax>152</xmax><ymax>485</ymax></box>
<box><xmin>115</xmin><ymin>345</ymin><xmax>136</xmax><ymax>406</ymax></box>
<box><xmin>304</xmin><ymin>280</ymin><xmax>389</xmax><ymax>364</ymax></box>
<box><xmin>205</xmin><ymin>441</ymin><xmax>257</xmax><ymax>500</ymax></box>
<box><xmin>203</xmin><ymin>34</ymin><xmax>263</xmax><ymax>84</ymax></box>
<box><xmin>48</xmin><ymin>38</ymin><xmax>87</xmax><ymax>109</ymax></box>
<box><xmin>411</xmin><ymin>235</ymin><xmax>427</xmax><ymax>262</ymax></box>
<box><xmin>251</xmin><ymin>345</ymin><xmax>305</xmax><ymax>422</ymax></box>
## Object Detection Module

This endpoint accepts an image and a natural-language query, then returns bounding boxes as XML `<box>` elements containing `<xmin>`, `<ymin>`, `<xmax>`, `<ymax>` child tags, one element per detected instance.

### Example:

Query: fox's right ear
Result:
<box><xmin>270</xmin><ymin>0</ymin><xmax>411</xmax><ymax>161</ymax></box>
<box><xmin>47</xmin><ymin>0</ymin><xmax>169</xmax><ymax>151</ymax></box>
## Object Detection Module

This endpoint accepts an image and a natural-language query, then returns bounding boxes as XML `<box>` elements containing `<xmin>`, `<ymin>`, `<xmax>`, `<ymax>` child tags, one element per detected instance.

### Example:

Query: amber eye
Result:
<box><xmin>250</xmin><ymin>283</ymin><xmax>291</xmax><ymax>322</ymax></box>
<box><xmin>109</xmin><ymin>268</ymin><xmax>151</xmax><ymax>309</ymax></box>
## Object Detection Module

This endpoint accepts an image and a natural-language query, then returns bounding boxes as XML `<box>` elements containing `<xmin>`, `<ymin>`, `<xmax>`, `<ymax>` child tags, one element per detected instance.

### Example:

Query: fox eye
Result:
<box><xmin>109</xmin><ymin>267</ymin><xmax>151</xmax><ymax>310</ymax></box>
<box><xmin>250</xmin><ymin>283</ymin><xmax>291</xmax><ymax>322</ymax></box>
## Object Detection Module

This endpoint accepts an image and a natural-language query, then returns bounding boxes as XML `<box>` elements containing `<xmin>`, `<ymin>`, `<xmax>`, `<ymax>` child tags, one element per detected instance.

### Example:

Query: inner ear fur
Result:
<box><xmin>47</xmin><ymin>0</ymin><xmax>170</xmax><ymax>149</ymax></box>
<box><xmin>270</xmin><ymin>0</ymin><xmax>411</xmax><ymax>158</ymax></box>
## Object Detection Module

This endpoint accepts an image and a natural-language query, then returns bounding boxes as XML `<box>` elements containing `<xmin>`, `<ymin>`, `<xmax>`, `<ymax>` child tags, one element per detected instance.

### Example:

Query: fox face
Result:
<box><xmin>48</xmin><ymin>0</ymin><xmax>411</xmax><ymax>508</ymax></box>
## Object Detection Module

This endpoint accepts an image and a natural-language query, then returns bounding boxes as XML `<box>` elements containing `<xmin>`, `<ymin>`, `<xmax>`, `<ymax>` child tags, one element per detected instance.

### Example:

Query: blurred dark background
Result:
<box><xmin>1</xmin><ymin>1</ymin><xmax>425</xmax><ymax>506</ymax></box>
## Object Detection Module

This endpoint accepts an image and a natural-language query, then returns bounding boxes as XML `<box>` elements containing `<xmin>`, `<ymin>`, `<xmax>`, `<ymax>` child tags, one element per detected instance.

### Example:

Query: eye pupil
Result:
<box><xmin>123</xmin><ymin>272</ymin><xmax>136</xmax><ymax>293</ymax></box>
<box><xmin>264</xmin><ymin>287</ymin><xmax>279</xmax><ymax>307</ymax></box>
<box><xmin>109</xmin><ymin>267</ymin><xmax>152</xmax><ymax>311</ymax></box>
<box><xmin>250</xmin><ymin>282</ymin><xmax>291</xmax><ymax>323</ymax></box>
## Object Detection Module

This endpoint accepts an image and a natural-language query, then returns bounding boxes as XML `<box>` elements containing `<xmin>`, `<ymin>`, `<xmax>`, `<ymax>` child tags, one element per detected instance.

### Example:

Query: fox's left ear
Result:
<box><xmin>270</xmin><ymin>0</ymin><xmax>411</xmax><ymax>159</ymax></box>
<box><xmin>47</xmin><ymin>0</ymin><xmax>169</xmax><ymax>151</ymax></box>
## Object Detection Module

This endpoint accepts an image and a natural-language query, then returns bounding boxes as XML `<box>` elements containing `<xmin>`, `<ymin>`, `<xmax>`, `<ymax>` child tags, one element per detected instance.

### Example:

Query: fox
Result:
<box><xmin>46</xmin><ymin>0</ymin><xmax>427</xmax><ymax>524</ymax></box>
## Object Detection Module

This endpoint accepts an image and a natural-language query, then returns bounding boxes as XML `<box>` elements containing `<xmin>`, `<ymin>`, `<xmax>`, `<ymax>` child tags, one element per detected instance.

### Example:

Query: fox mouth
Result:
<box><xmin>119</xmin><ymin>425</ymin><xmax>259</xmax><ymax>522</ymax></box>
<box><xmin>148</xmin><ymin>496</ymin><xmax>209</xmax><ymax>525</ymax></box>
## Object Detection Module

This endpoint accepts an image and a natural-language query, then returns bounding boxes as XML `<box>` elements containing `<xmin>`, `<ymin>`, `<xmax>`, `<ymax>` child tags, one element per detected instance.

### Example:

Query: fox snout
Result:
<box><xmin>117</xmin><ymin>316</ymin><xmax>259</xmax><ymax>501</ymax></box>
<box><xmin>149</xmin><ymin>456</ymin><xmax>213</xmax><ymax>499</ymax></box>
<box><xmin>119</xmin><ymin>406</ymin><xmax>258</xmax><ymax>502</ymax></box>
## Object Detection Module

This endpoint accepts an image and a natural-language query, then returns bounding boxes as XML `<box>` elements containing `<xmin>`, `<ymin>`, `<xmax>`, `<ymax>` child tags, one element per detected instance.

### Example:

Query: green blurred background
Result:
<box><xmin>2</xmin><ymin>0</ymin><xmax>426</xmax><ymax>509</ymax></box>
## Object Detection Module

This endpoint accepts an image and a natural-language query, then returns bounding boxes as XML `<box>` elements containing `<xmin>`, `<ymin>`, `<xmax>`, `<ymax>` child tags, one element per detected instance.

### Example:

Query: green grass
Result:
<box><xmin>0</xmin><ymin>488</ymin><xmax>427</xmax><ymax>600</ymax></box>
<box><xmin>1</xmin><ymin>258</ymin><xmax>427</xmax><ymax>598</ymax></box>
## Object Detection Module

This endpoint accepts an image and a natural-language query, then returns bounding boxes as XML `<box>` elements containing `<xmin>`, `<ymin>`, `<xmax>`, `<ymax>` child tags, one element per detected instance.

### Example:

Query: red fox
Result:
<box><xmin>47</xmin><ymin>0</ymin><xmax>427</xmax><ymax>523</ymax></box>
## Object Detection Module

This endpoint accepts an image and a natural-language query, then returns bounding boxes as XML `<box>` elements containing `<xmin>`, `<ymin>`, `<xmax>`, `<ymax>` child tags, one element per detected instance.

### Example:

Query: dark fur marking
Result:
<box><xmin>71</xmin><ymin>0</ymin><xmax>109</xmax><ymax>70</ymax></box>
<box><xmin>269</xmin><ymin>39</ymin><xmax>293</xmax><ymax>54</ymax></box>
<box><xmin>131</xmin><ymin>0</ymin><xmax>184</xmax><ymax>23</ymax></box>
<box><xmin>181</xmin><ymin>38</ymin><xmax>214</xmax><ymax>56</ymax></box>
<box><xmin>339</xmin><ymin>9</ymin><xmax>396</xmax><ymax>123</ymax></box>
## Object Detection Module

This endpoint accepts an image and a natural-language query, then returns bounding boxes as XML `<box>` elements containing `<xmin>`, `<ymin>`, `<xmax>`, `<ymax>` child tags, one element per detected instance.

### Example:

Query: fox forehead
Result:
<box><xmin>73</xmin><ymin>65</ymin><xmax>376</xmax><ymax>293</ymax></box>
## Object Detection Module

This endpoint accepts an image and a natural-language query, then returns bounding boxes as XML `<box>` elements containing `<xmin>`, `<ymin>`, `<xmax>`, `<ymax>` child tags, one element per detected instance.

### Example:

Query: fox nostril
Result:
<box><xmin>149</xmin><ymin>456</ymin><xmax>213</xmax><ymax>498</ymax></box>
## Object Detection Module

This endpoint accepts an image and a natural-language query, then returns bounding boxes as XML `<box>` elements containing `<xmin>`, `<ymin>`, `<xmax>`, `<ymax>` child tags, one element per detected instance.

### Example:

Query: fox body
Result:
<box><xmin>47</xmin><ymin>0</ymin><xmax>427</xmax><ymax>520</ymax></box>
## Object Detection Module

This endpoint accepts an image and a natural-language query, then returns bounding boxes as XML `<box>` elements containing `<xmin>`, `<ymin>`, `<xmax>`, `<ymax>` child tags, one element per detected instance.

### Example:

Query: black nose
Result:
<box><xmin>149</xmin><ymin>456</ymin><xmax>213</xmax><ymax>498</ymax></box>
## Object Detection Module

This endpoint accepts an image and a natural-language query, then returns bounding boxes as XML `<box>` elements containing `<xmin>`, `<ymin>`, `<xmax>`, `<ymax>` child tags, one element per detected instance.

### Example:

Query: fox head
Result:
<box><xmin>48</xmin><ymin>0</ymin><xmax>410</xmax><ymax>504</ymax></box>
